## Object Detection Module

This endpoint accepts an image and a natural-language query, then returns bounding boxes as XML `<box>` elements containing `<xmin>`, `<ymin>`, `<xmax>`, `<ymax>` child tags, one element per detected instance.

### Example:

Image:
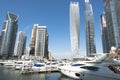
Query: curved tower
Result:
<box><xmin>70</xmin><ymin>2</ymin><xmax>80</xmax><ymax>59</ymax></box>
<box><xmin>85</xmin><ymin>0</ymin><xmax>96</xmax><ymax>56</ymax></box>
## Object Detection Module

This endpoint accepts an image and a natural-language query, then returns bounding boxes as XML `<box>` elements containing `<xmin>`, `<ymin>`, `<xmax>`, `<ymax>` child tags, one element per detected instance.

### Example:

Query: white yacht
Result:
<box><xmin>31</xmin><ymin>62</ymin><xmax>46</xmax><ymax>72</ymax></box>
<box><xmin>59</xmin><ymin>47</ymin><xmax>120</xmax><ymax>79</ymax></box>
<box><xmin>78</xmin><ymin>61</ymin><xmax>120</xmax><ymax>80</ymax></box>
<box><xmin>46</xmin><ymin>62</ymin><xmax>59</xmax><ymax>71</ymax></box>
<box><xmin>58</xmin><ymin>55</ymin><xmax>102</xmax><ymax>79</ymax></box>
<box><xmin>3</xmin><ymin>60</ymin><xmax>15</xmax><ymax>68</ymax></box>
<box><xmin>59</xmin><ymin>61</ymin><xmax>86</xmax><ymax>79</ymax></box>
<box><xmin>13</xmin><ymin>60</ymin><xmax>32</xmax><ymax>70</ymax></box>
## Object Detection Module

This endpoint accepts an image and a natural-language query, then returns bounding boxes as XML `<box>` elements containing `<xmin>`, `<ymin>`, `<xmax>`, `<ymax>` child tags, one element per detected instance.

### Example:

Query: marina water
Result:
<box><xmin>0</xmin><ymin>65</ymin><xmax>73</xmax><ymax>80</ymax></box>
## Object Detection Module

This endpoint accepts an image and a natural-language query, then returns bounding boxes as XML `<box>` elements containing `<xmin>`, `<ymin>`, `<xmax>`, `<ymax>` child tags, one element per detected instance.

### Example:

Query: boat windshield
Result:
<box><xmin>108</xmin><ymin>65</ymin><xmax>120</xmax><ymax>74</ymax></box>
<box><xmin>71</xmin><ymin>64</ymin><xmax>84</xmax><ymax>66</ymax></box>
<box><xmin>80</xmin><ymin>66</ymin><xmax>99</xmax><ymax>71</ymax></box>
<box><xmin>34</xmin><ymin>64</ymin><xmax>44</xmax><ymax>67</ymax></box>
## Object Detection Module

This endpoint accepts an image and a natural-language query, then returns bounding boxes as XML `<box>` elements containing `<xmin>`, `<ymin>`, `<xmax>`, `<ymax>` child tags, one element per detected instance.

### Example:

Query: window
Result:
<box><xmin>71</xmin><ymin>64</ymin><xmax>84</xmax><ymax>66</ymax></box>
<box><xmin>80</xmin><ymin>66</ymin><xmax>99</xmax><ymax>71</ymax></box>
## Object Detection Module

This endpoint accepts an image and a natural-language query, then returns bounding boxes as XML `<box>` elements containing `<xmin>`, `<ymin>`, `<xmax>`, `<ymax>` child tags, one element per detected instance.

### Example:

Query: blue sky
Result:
<box><xmin>0</xmin><ymin>0</ymin><xmax>104</xmax><ymax>59</ymax></box>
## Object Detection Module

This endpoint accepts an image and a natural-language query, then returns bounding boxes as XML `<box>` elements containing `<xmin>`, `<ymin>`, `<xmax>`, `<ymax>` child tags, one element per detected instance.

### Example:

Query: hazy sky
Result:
<box><xmin>0</xmin><ymin>0</ymin><xmax>104</xmax><ymax>59</ymax></box>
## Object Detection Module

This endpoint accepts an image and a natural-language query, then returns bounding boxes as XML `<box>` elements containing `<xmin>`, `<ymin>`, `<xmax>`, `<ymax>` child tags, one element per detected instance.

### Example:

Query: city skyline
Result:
<box><xmin>0</xmin><ymin>0</ymin><xmax>104</xmax><ymax>59</ymax></box>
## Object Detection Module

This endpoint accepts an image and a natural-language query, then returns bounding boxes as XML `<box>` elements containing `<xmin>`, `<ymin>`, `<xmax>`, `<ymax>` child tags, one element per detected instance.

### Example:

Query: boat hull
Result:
<box><xmin>59</xmin><ymin>66</ymin><xmax>80</xmax><ymax>79</ymax></box>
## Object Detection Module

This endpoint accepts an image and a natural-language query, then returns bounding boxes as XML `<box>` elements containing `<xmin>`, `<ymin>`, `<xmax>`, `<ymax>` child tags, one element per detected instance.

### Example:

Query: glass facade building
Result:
<box><xmin>84</xmin><ymin>0</ymin><xmax>96</xmax><ymax>56</ymax></box>
<box><xmin>0</xmin><ymin>12</ymin><xmax>18</xmax><ymax>59</ymax></box>
<box><xmin>103</xmin><ymin>0</ymin><xmax>120</xmax><ymax>51</ymax></box>
<box><xmin>29</xmin><ymin>24</ymin><xmax>38</xmax><ymax>56</ymax></box>
<box><xmin>35</xmin><ymin>25</ymin><xmax>48</xmax><ymax>60</ymax></box>
<box><xmin>70</xmin><ymin>2</ymin><xmax>80</xmax><ymax>59</ymax></box>
<box><xmin>14</xmin><ymin>31</ymin><xmax>27</xmax><ymax>58</ymax></box>
<box><xmin>100</xmin><ymin>13</ymin><xmax>109</xmax><ymax>53</ymax></box>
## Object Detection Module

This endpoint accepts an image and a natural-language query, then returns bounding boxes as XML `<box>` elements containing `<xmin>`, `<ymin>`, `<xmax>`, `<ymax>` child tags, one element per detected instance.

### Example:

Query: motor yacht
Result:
<box><xmin>77</xmin><ymin>61</ymin><xmax>120</xmax><ymax>80</ymax></box>
<box><xmin>3</xmin><ymin>60</ymin><xmax>15</xmax><ymax>68</ymax></box>
<box><xmin>58</xmin><ymin>55</ymin><xmax>102</xmax><ymax>79</ymax></box>
<box><xmin>59</xmin><ymin>47</ymin><xmax>120</xmax><ymax>79</ymax></box>
<box><xmin>59</xmin><ymin>61</ymin><xmax>85</xmax><ymax>79</ymax></box>
<box><xmin>13</xmin><ymin>60</ymin><xmax>32</xmax><ymax>70</ymax></box>
<box><xmin>31</xmin><ymin>62</ymin><xmax>46</xmax><ymax>72</ymax></box>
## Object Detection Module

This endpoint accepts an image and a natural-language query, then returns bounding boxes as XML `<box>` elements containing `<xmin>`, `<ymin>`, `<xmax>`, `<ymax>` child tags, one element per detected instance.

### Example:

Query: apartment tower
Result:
<box><xmin>14</xmin><ymin>31</ymin><xmax>27</xmax><ymax>58</ymax></box>
<box><xmin>100</xmin><ymin>13</ymin><xmax>109</xmax><ymax>53</ymax></box>
<box><xmin>70</xmin><ymin>2</ymin><xmax>80</xmax><ymax>59</ymax></box>
<box><xmin>29</xmin><ymin>24</ymin><xmax>38</xmax><ymax>56</ymax></box>
<box><xmin>0</xmin><ymin>12</ymin><xmax>18</xmax><ymax>59</ymax></box>
<box><xmin>35</xmin><ymin>26</ymin><xmax>48</xmax><ymax>60</ymax></box>
<box><xmin>84</xmin><ymin>0</ymin><xmax>96</xmax><ymax>56</ymax></box>
<box><xmin>103</xmin><ymin>0</ymin><xmax>120</xmax><ymax>51</ymax></box>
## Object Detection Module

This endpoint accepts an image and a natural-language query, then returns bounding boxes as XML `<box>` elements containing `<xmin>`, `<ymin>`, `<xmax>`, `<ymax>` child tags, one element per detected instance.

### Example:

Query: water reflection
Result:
<box><xmin>58</xmin><ymin>75</ymin><xmax>74</xmax><ymax>80</ymax></box>
<box><xmin>0</xmin><ymin>65</ymin><xmax>74</xmax><ymax>80</ymax></box>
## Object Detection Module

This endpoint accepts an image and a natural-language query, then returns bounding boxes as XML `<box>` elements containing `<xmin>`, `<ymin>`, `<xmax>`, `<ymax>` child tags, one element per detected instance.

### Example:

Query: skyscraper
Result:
<box><xmin>84</xmin><ymin>0</ymin><xmax>96</xmax><ymax>56</ymax></box>
<box><xmin>103</xmin><ymin>0</ymin><xmax>120</xmax><ymax>51</ymax></box>
<box><xmin>29</xmin><ymin>24</ymin><xmax>38</xmax><ymax>56</ymax></box>
<box><xmin>14</xmin><ymin>31</ymin><xmax>27</xmax><ymax>58</ymax></box>
<box><xmin>35</xmin><ymin>25</ymin><xmax>48</xmax><ymax>60</ymax></box>
<box><xmin>0</xmin><ymin>35</ymin><xmax>1</xmax><ymax>58</ymax></box>
<box><xmin>100</xmin><ymin>13</ymin><xmax>109</xmax><ymax>53</ymax></box>
<box><xmin>0</xmin><ymin>12</ymin><xmax>18</xmax><ymax>59</ymax></box>
<box><xmin>70</xmin><ymin>2</ymin><xmax>80</xmax><ymax>59</ymax></box>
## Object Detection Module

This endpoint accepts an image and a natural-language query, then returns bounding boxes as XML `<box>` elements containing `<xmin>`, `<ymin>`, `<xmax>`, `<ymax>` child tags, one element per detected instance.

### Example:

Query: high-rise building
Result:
<box><xmin>35</xmin><ymin>25</ymin><xmax>48</xmax><ymax>59</ymax></box>
<box><xmin>48</xmin><ymin>51</ymin><xmax>52</xmax><ymax>60</ymax></box>
<box><xmin>29</xmin><ymin>24</ymin><xmax>38</xmax><ymax>56</ymax></box>
<box><xmin>103</xmin><ymin>0</ymin><xmax>120</xmax><ymax>51</ymax></box>
<box><xmin>84</xmin><ymin>0</ymin><xmax>96</xmax><ymax>56</ymax></box>
<box><xmin>0</xmin><ymin>35</ymin><xmax>1</xmax><ymax>58</ymax></box>
<box><xmin>70</xmin><ymin>2</ymin><xmax>80</xmax><ymax>59</ymax></box>
<box><xmin>0</xmin><ymin>12</ymin><xmax>18</xmax><ymax>59</ymax></box>
<box><xmin>100</xmin><ymin>13</ymin><xmax>109</xmax><ymax>53</ymax></box>
<box><xmin>14</xmin><ymin>31</ymin><xmax>27</xmax><ymax>58</ymax></box>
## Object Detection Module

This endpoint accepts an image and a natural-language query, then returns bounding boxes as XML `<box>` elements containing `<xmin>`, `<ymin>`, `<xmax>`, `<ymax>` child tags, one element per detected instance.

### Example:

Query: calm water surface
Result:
<box><xmin>0</xmin><ymin>65</ymin><xmax>74</xmax><ymax>80</ymax></box>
